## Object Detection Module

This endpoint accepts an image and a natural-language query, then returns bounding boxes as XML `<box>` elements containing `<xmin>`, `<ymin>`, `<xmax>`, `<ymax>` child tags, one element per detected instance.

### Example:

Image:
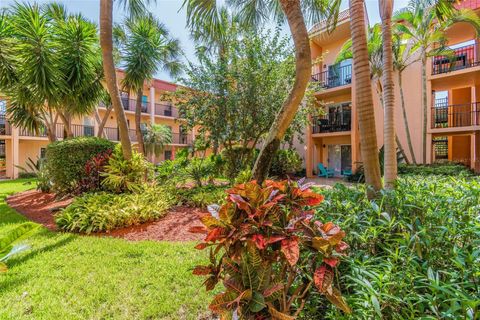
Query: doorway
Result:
<box><xmin>327</xmin><ymin>145</ymin><xmax>352</xmax><ymax>176</ymax></box>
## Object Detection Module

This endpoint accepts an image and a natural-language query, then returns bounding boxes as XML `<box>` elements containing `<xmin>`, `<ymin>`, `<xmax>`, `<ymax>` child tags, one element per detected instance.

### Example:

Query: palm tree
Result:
<box><xmin>143</xmin><ymin>124</ymin><xmax>173</xmax><ymax>159</ymax></box>
<box><xmin>349</xmin><ymin>0</ymin><xmax>382</xmax><ymax>193</ymax></box>
<box><xmin>100</xmin><ymin>0</ymin><xmax>152</xmax><ymax>159</ymax></box>
<box><xmin>183</xmin><ymin>0</ymin><xmax>341</xmax><ymax>183</ymax></box>
<box><xmin>394</xmin><ymin>2</ymin><xmax>480</xmax><ymax>163</ymax></box>
<box><xmin>379</xmin><ymin>0</ymin><xmax>396</xmax><ymax>189</ymax></box>
<box><xmin>115</xmin><ymin>15</ymin><xmax>181</xmax><ymax>155</ymax></box>
<box><xmin>1</xmin><ymin>3</ymin><xmax>103</xmax><ymax>142</ymax></box>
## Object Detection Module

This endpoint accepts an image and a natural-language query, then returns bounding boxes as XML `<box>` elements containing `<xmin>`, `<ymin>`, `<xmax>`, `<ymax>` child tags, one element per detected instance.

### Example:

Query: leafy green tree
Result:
<box><xmin>183</xmin><ymin>0</ymin><xmax>341</xmax><ymax>183</ymax></box>
<box><xmin>143</xmin><ymin>124</ymin><xmax>173</xmax><ymax>158</ymax></box>
<box><xmin>166</xmin><ymin>27</ymin><xmax>314</xmax><ymax>173</ymax></box>
<box><xmin>114</xmin><ymin>15</ymin><xmax>181</xmax><ymax>155</ymax></box>
<box><xmin>0</xmin><ymin>3</ymin><xmax>103</xmax><ymax>141</ymax></box>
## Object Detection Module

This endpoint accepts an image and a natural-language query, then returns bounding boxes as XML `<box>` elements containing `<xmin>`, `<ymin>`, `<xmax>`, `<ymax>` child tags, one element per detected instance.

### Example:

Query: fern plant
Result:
<box><xmin>192</xmin><ymin>179</ymin><xmax>351</xmax><ymax>318</ymax></box>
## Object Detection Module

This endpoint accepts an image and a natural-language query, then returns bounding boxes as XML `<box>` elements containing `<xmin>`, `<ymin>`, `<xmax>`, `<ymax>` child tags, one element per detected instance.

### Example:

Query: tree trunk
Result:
<box><xmin>380</xmin><ymin>0</ymin><xmax>396</xmax><ymax>189</ymax></box>
<box><xmin>421</xmin><ymin>54</ymin><xmax>427</xmax><ymax>164</ymax></box>
<box><xmin>95</xmin><ymin>106</ymin><xmax>112</xmax><ymax>138</ymax></box>
<box><xmin>135</xmin><ymin>87</ymin><xmax>145</xmax><ymax>155</ymax></box>
<box><xmin>252</xmin><ymin>0</ymin><xmax>311</xmax><ymax>184</ymax></box>
<box><xmin>100</xmin><ymin>0</ymin><xmax>132</xmax><ymax>160</ymax></box>
<box><xmin>398</xmin><ymin>71</ymin><xmax>417</xmax><ymax>164</ymax></box>
<box><xmin>58</xmin><ymin>112</ymin><xmax>73</xmax><ymax>138</ymax></box>
<box><xmin>350</xmin><ymin>0</ymin><xmax>382</xmax><ymax>195</ymax></box>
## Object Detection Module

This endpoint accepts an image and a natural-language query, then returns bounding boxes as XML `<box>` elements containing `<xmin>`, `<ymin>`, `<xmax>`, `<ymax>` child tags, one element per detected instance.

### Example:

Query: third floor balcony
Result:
<box><xmin>100</xmin><ymin>99</ymin><xmax>181</xmax><ymax>118</ymax></box>
<box><xmin>432</xmin><ymin>41</ymin><xmax>480</xmax><ymax>75</ymax></box>
<box><xmin>311</xmin><ymin>64</ymin><xmax>352</xmax><ymax>90</ymax></box>
<box><xmin>431</xmin><ymin>100</ymin><xmax>480</xmax><ymax>129</ymax></box>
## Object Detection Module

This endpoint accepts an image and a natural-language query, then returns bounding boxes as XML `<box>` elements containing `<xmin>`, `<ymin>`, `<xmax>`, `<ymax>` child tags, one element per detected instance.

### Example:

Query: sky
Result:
<box><xmin>1</xmin><ymin>0</ymin><xmax>411</xmax><ymax>81</ymax></box>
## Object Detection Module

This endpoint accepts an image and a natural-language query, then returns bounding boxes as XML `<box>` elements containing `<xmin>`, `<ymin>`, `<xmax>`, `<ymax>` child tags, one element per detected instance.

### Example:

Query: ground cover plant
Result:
<box><xmin>309</xmin><ymin>175</ymin><xmax>480</xmax><ymax>319</ymax></box>
<box><xmin>0</xmin><ymin>179</ymin><xmax>214</xmax><ymax>319</ymax></box>
<box><xmin>398</xmin><ymin>162</ymin><xmax>474</xmax><ymax>177</ymax></box>
<box><xmin>192</xmin><ymin>179</ymin><xmax>351</xmax><ymax>318</ymax></box>
<box><xmin>55</xmin><ymin>185</ymin><xmax>176</xmax><ymax>233</ymax></box>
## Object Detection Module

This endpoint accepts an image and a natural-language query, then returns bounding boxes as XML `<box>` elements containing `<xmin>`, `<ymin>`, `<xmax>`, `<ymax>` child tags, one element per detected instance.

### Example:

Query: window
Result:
<box><xmin>40</xmin><ymin>147</ymin><xmax>46</xmax><ymax>159</ymax></box>
<box><xmin>142</xmin><ymin>95</ymin><xmax>148</xmax><ymax>112</ymax></box>
<box><xmin>433</xmin><ymin>137</ymin><xmax>448</xmax><ymax>161</ymax></box>
<box><xmin>164</xmin><ymin>150</ymin><xmax>172</xmax><ymax>160</ymax></box>
<box><xmin>0</xmin><ymin>100</ymin><xmax>6</xmax><ymax>114</ymax></box>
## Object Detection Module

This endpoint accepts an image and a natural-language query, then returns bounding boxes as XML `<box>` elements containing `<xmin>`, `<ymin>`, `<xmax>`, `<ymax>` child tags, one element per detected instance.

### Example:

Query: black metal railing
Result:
<box><xmin>312</xmin><ymin>110</ymin><xmax>352</xmax><ymax>133</ymax></box>
<box><xmin>19</xmin><ymin>123</ymin><xmax>65</xmax><ymax>138</ymax></box>
<box><xmin>154</xmin><ymin>103</ymin><xmax>179</xmax><ymax>118</ymax></box>
<box><xmin>120</xmin><ymin>98</ymin><xmax>149</xmax><ymax>113</ymax></box>
<box><xmin>432</xmin><ymin>42</ymin><xmax>479</xmax><ymax>75</ymax></box>
<box><xmin>431</xmin><ymin>102</ymin><xmax>480</xmax><ymax>128</ymax></box>
<box><xmin>311</xmin><ymin>64</ymin><xmax>352</xmax><ymax>89</ymax></box>
<box><xmin>71</xmin><ymin>124</ymin><xmax>95</xmax><ymax>137</ymax></box>
<box><xmin>0</xmin><ymin>115</ymin><xmax>11</xmax><ymax>135</ymax></box>
<box><xmin>103</xmin><ymin>127</ymin><xmax>119</xmax><ymax>141</ymax></box>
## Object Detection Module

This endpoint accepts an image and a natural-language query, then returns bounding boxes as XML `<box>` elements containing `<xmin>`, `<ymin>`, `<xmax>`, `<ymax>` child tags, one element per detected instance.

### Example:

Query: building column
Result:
<box><xmin>171</xmin><ymin>146</ymin><xmax>176</xmax><ymax>160</ymax></box>
<box><xmin>305</xmin><ymin>117</ymin><xmax>313</xmax><ymax>178</ymax></box>
<box><xmin>471</xmin><ymin>133</ymin><xmax>475</xmax><ymax>170</ymax></box>
<box><xmin>471</xmin><ymin>86</ymin><xmax>477</xmax><ymax>126</ymax></box>
<box><xmin>425</xmin><ymin>80</ymin><xmax>433</xmax><ymax>164</ymax></box>
<box><xmin>149</xmin><ymin>86</ymin><xmax>155</xmax><ymax>125</ymax></box>
<box><xmin>11</xmin><ymin>126</ymin><xmax>19</xmax><ymax>179</ymax></box>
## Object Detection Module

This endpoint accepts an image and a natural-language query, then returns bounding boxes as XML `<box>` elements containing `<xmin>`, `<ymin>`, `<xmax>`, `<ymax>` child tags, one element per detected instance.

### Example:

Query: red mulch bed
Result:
<box><xmin>6</xmin><ymin>190</ymin><xmax>206</xmax><ymax>242</ymax></box>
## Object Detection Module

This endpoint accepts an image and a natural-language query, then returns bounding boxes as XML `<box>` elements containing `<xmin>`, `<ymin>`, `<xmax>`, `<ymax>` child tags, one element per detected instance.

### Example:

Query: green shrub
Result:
<box><xmin>175</xmin><ymin>184</ymin><xmax>227</xmax><ymax>208</ymax></box>
<box><xmin>101</xmin><ymin>145</ymin><xmax>152</xmax><ymax>193</ymax></box>
<box><xmin>45</xmin><ymin>137</ymin><xmax>115</xmax><ymax>194</ymax></box>
<box><xmin>220</xmin><ymin>146</ymin><xmax>257</xmax><ymax>181</ymax></box>
<box><xmin>234</xmin><ymin>167</ymin><xmax>253</xmax><ymax>184</ymax></box>
<box><xmin>269</xmin><ymin>148</ymin><xmax>302</xmax><ymax>177</ymax></box>
<box><xmin>306</xmin><ymin>175</ymin><xmax>480</xmax><ymax>319</ymax></box>
<box><xmin>55</xmin><ymin>185</ymin><xmax>175</xmax><ymax>233</ymax></box>
<box><xmin>398</xmin><ymin>162</ymin><xmax>474</xmax><ymax>176</ymax></box>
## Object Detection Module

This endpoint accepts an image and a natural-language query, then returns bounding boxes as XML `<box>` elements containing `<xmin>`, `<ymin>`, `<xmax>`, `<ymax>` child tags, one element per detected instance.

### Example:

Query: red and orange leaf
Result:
<box><xmin>281</xmin><ymin>237</ymin><xmax>299</xmax><ymax>266</ymax></box>
<box><xmin>325</xmin><ymin>287</ymin><xmax>351</xmax><ymax>314</ymax></box>
<box><xmin>314</xmin><ymin>264</ymin><xmax>334</xmax><ymax>293</ymax></box>
<box><xmin>335</xmin><ymin>241</ymin><xmax>349</xmax><ymax>252</ymax></box>
<box><xmin>205</xmin><ymin>227</ymin><xmax>225</xmax><ymax>242</ymax></box>
<box><xmin>263</xmin><ymin>283</ymin><xmax>284</xmax><ymax>297</ymax></box>
<box><xmin>189</xmin><ymin>226</ymin><xmax>208</xmax><ymax>234</ymax></box>
<box><xmin>195</xmin><ymin>242</ymin><xmax>208</xmax><ymax>250</ymax></box>
<box><xmin>229</xmin><ymin>194</ymin><xmax>251</xmax><ymax>213</ymax></box>
<box><xmin>193</xmin><ymin>265</ymin><xmax>212</xmax><ymax>276</ymax></box>
<box><xmin>323</xmin><ymin>257</ymin><xmax>339</xmax><ymax>268</ymax></box>
<box><xmin>200</xmin><ymin>214</ymin><xmax>222</xmax><ymax>228</ymax></box>
<box><xmin>267</xmin><ymin>303</ymin><xmax>296</xmax><ymax>320</ymax></box>
<box><xmin>252</xmin><ymin>234</ymin><xmax>267</xmax><ymax>250</ymax></box>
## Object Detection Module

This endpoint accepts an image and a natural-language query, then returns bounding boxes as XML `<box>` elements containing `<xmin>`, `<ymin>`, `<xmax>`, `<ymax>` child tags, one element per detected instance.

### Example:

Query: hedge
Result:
<box><xmin>45</xmin><ymin>137</ymin><xmax>115</xmax><ymax>194</ymax></box>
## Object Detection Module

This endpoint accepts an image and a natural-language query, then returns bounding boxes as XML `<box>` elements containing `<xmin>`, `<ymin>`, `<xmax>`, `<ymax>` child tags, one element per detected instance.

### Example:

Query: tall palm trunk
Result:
<box><xmin>380</xmin><ymin>0</ymin><xmax>396</xmax><ymax>189</ymax></box>
<box><xmin>350</xmin><ymin>0</ymin><xmax>382</xmax><ymax>195</ymax></box>
<box><xmin>398</xmin><ymin>71</ymin><xmax>417</xmax><ymax>164</ymax></box>
<box><xmin>100</xmin><ymin>0</ymin><xmax>132</xmax><ymax>160</ymax></box>
<box><xmin>421</xmin><ymin>53</ymin><xmax>427</xmax><ymax>164</ymax></box>
<box><xmin>135</xmin><ymin>87</ymin><xmax>145</xmax><ymax>155</ymax></box>
<box><xmin>252</xmin><ymin>0</ymin><xmax>310</xmax><ymax>184</ymax></box>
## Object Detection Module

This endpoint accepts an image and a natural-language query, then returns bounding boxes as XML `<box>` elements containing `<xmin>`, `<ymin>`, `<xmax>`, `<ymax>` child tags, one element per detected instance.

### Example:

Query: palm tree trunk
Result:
<box><xmin>380</xmin><ymin>0</ymin><xmax>396</xmax><ymax>189</ymax></box>
<box><xmin>252</xmin><ymin>0</ymin><xmax>311</xmax><ymax>184</ymax></box>
<box><xmin>95</xmin><ymin>106</ymin><xmax>112</xmax><ymax>138</ymax></box>
<box><xmin>421</xmin><ymin>54</ymin><xmax>427</xmax><ymax>164</ymax></box>
<box><xmin>398</xmin><ymin>71</ymin><xmax>417</xmax><ymax>164</ymax></box>
<box><xmin>100</xmin><ymin>0</ymin><xmax>132</xmax><ymax>160</ymax></box>
<box><xmin>350</xmin><ymin>0</ymin><xmax>382</xmax><ymax>195</ymax></box>
<box><xmin>135</xmin><ymin>87</ymin><xmax>145</xmax><ymax>155</ymax></box>
<box><xmin>58</xmin><ymin>112</ymin><xmax>73</xmax><ymax>138</ymax></box>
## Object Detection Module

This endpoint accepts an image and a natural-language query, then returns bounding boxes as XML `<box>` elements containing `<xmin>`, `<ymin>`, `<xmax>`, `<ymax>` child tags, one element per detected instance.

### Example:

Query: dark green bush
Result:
<box><xmin>220</xmin><ymin>146</ymin><xmax>257</xmax><ymax>181</ymax></box>
<box><xmin>45</xmin><ymin>137</ymin><xmax>115</xmax><ymax>194</ymax></box>
<box><xmin>305</xmin><ymin>175</ymin><xmax>480</xmax><ymax>319</ymax></box>
<box><xmin>398</xmin><ymin>162</ymin><xmax>474</xmax><ymax>176</ymax></box>
<box><xmin>269</xmin><ymin>148</ymin><xmax>302</xmax><ymax>177</ymax></box>
<box><xmin>55</xmin><ymin>185</ymin><xmax>175</xmax><ymax>233</ymax></box>
<box><xmin>174</xmin><ymin>184</ymin><xmax>227</xmax><ymax>208</ymax></box>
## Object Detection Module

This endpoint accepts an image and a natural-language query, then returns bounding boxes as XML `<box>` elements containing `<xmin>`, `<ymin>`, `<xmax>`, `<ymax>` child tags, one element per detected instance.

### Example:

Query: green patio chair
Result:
<box><xmin>317</xmin><ymin>163</ymin><xmax>334</xmax><ymax>178</ymax></box>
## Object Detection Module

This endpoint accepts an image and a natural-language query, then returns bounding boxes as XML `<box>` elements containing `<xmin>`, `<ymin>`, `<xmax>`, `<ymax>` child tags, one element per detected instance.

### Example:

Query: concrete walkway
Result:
<box><xmin>305</xmin><ymin>177</ymin><xmax>354</xmax><ymax>189</ymax></box>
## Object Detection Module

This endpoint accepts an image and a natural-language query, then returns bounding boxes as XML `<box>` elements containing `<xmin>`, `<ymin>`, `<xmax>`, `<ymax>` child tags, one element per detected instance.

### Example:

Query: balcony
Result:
<box><xmin>0</xmin><ymin>115</ymin><xmax>11</xmax><ymax>135</ymax></box>
<box><xmin>155</xmin><ymin>103</ymin><xmax>179</xmax><ymax>118</ymax></box>
<box><xmin>311</xmin><ymin>64</ymin><xmax>352</xmax><ymax>89</ymax></box>
<box><xmin>431</xmin><ymin>102</ymin><xmax>480</xmax><ymax>128</ymax></box>
<box><xmin>121</xmin><ymin>98</ymin><xmax>149</xmax><ymax>113</ymax></box>
<box><xmin>171</xmin><ymin>132</ymin><xmax>191</xmax><ymax>145</ymax></box>
<box><xmin>20</xmin><ymin>124</ymin><xmax>65</xmax><ymax>138</ymax></box>
<box><xmin>431</xmin><ymin>42</ymin><xmax>480</xmax><ymax>75</ymax></box>
<box><xmin>312</xmin><ymin>108</ymin><xmax>352</xmax><ymax>134</ymax></box>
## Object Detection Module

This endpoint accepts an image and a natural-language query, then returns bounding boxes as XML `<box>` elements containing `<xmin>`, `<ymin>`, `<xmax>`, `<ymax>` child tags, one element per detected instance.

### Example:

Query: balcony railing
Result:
<box><xmin>431</xmin><ymin>102</ymin><xmax>480</xmax><ymax>128</ymax></box>
<box><xmin>0</xmin><ymin>115</ymin><xmax>11</xmax><ymax>135</ymax></box>
<box><xmin>20</xmin><ymin>123</ymin><xmax>65</xmax><ymax>138</ymax></box>
<box><xmin>155</xmin><ymin>103</ymin><xmax>179</xmax><ymax>118</ymax></box>
<box><xmin>71</xmin><ymin>124</ymin><xmax>94</xmax><ymax>137</ymax></box>
<box><xmin>103</xmin><ymin>126</ymin><xmax>119</xmax><ymax>141</ymax></box>
<box><xmin>312</xmin><ymin>109</ymin><xmax>352</xmax><ymax>133</ymax></box>
<box><xmin>171</xmin><ymin>132</ymin><xmax>191</xmax><ymax>145</ymax></box>
<box><xmin>311</xmin><ymin>64</ymin><xmax>352</xmax><ymax>89</ymax></box>
<box><xmin>121</xmin><ymin>98</ymin><xmax>149</xmax><ymax>113</ymax></box>
<box><xmin>432</xmin><ymin>42</ymin><xmax>480</xmax><ymax>75</ymax></box>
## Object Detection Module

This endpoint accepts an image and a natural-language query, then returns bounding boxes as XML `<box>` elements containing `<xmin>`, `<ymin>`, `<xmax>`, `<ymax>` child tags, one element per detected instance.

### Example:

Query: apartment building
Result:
<box><xmin>306</xmin><ymin>2</ymin><xmax>480</xmax><ymax>178</ymax></box>
<box><xmin>0</xmin><ymin>71</ymin><xmax>193</xmax><ymax>179</ymax></box>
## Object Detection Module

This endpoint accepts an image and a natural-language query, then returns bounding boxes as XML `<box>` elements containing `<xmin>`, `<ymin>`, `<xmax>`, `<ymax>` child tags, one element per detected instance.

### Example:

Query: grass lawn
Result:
<box><xmin>0</xmin><ymin>179</ymin><xmax>214</xmax><ymax>320</ymax></box>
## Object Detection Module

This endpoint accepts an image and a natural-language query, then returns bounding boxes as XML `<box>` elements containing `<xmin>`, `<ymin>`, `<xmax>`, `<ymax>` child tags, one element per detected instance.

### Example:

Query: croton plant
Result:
<box><xmin>190</xmin><ymin>179</ymin><xmax>350</xmax><ymax>319</ymax></box>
